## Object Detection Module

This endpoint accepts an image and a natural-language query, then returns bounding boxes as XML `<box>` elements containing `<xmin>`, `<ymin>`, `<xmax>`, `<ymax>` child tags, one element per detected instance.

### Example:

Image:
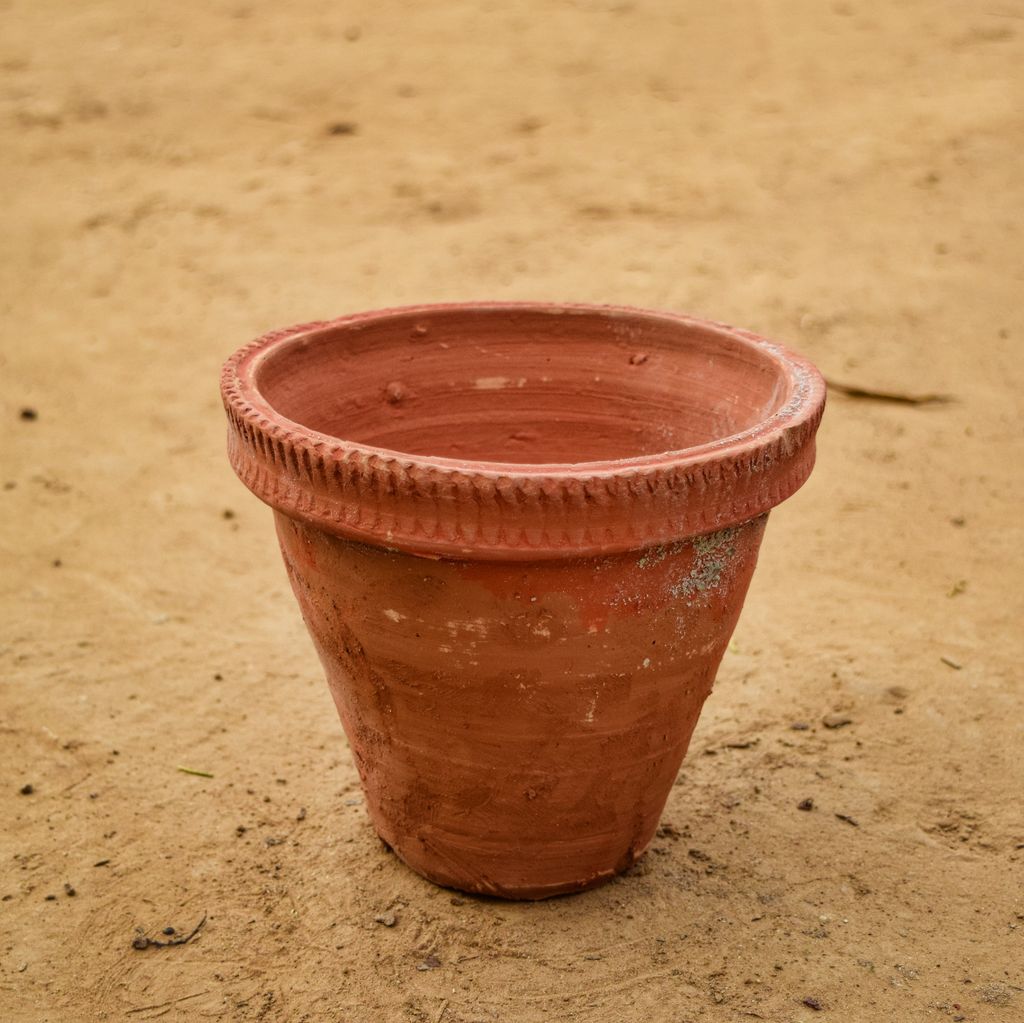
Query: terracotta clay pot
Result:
<box><xmin>222</xmin><ymin>303</ymin><xmax>825</xmax><ymax>899</ymax></box>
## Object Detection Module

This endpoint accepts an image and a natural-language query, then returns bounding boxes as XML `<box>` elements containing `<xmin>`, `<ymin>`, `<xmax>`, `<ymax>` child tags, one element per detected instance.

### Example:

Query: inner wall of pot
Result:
<box><xmin>255</xmin><ymin>308</ymin><xmax>788</xmax><ymax>464</ymax></box>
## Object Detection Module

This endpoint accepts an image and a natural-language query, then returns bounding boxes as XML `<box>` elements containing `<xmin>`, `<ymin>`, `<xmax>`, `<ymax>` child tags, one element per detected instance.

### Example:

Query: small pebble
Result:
<box><xmin>790</xmin><ymin>722</ymin><xmax>810</xmax><ymax>731</ymax></box>
<box><xmin>373</xmin><ymin>913</ymin><xmax>397</xmax><ymax>927</ymax></box>
<box><xmin>19</xmin><ymin>783</ymin><xmax>34</xmax><ymax>795</ymax></box>
<box><xmin>63</xmin><ymin>883</ymin><xmax>76</xmax><ymax>897</ymax></box>
<box><xmin>822</xmin><ymin>713</ymin><xmax>853</xmax><ymax>729</ymax></box>
<box><xmin>20</xmin><ymin>408</ymin><xmax>38</xmax><ymax>421</ymax></box>
<box><xmin>797</xmin><ymin>798</ymin><xmax>814</xmax><ymax>812</ymax></box>
<box><xmin>162</xmin><ymin>926</ymin><xmax>176</xmax><ymax>936</ymax></box>
<box><xmin>416</xmin><ymin>954</ymin><xmax>441</xmax><ymax>971</ymax></box>
<box><xmin>802</xmin><ymin>996</ymin><xmax>823</xmax><ymax>1011</ymax></box>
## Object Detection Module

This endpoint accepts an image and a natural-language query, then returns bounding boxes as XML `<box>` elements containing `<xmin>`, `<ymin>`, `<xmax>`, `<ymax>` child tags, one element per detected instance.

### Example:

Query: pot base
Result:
<box><xmin>384</xmin><ymin>836</ymin><xmax>657</xmax><ymax>901</ymax></box>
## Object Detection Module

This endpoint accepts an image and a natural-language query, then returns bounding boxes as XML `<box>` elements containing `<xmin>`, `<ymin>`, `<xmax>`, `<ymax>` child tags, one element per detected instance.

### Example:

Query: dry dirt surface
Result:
<box><xmin>2</xmin><ymin>1</ymin><xmax>1022</xmax><ymax>1020</ymax></box>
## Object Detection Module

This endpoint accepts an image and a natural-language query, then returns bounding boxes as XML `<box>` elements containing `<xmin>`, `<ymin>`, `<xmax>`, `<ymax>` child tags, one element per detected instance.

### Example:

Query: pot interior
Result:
<box><xmin>254</xmin><ymin>306</ymin><xmax>790</xmax><ymax>465</ymax></box>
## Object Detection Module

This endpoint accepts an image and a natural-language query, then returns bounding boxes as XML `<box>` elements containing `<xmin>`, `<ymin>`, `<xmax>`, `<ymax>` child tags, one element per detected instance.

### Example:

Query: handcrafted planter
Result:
<box><xmin>222</xmin><ymin>303</ymin><xmax>825</xmax><ymax>899</ymax></box>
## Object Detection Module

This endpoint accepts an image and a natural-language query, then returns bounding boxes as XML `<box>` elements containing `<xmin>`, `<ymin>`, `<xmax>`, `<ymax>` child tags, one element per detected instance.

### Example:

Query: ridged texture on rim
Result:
<box><xmin>221</xmin><ymin>303</ymin><xmax>826</xmax><ymax>560</ymax></box>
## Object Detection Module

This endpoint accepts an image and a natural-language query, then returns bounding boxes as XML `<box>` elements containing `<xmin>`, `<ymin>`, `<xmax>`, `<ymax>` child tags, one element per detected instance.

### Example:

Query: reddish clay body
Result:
<box><xmin>222</xmin><ymin>303</ymin><xmax>825</xmax><ymax>899</ymax></box>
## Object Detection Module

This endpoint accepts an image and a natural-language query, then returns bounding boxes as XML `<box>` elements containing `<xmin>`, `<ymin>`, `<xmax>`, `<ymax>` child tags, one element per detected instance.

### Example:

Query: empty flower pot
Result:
<box><xmin>221</xmin><ymin>302</ymin><xmax>825</xmax><ymax>899</ymax></box>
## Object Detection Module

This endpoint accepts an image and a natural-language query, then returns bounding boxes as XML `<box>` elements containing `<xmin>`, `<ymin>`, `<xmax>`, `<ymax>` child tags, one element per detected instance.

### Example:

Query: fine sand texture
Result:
<box><xmin>2</xmin><ymin>1</ymin><xmax>1022</xmax><ymax>1020</ymax></box>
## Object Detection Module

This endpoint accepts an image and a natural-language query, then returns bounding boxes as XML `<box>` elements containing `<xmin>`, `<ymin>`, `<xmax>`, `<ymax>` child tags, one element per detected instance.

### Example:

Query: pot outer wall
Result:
<box><xmin>275</xmin><ymin>508</ymin><xmax>769</xmax><ymax>900</ymax></box>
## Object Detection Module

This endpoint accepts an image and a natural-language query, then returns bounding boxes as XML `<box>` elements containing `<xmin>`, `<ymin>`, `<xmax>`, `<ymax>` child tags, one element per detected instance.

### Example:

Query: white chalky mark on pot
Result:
<box><xmin>584</xmin><ymin>693</ymin><xmax>598</xmax><ymax>724</ymax></box>
<box><xmin>446</xmin><ymin>618</ymin><xmax>489</xmax><ymax>638</ymax></box>
<box><xmin>638</xmin><ymin>542</ymin><xmax>682</xmax><ymax>569</ymax></box>
<box><xmin>533</xmin><ymin>626</ymin><xmax>551</xmax><ymax>638</ymax></box>
<box><xmin>671</xmin><ymin>527</ymin><xmax>740</xmax><ymax>606</ymax></box>
<box><xmin>642</xmin><ymin>657</ymin><xmax>651</xmax><ymax>668</ymax></box>
<box><xmin>474</xmin><ymin>376</ymin><xmax>509</xmax><ymax>390</ymax></box>
<box><xmin>382</xmin><ymin>609</ymin><xmax>405</xmax><ymax>622</ymax></box>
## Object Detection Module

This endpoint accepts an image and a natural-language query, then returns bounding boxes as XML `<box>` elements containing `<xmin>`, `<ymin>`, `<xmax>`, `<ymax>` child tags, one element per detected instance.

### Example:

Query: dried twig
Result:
<box><xmin>127</xmin><ymin>991</ymin><xmax>210</xmax><ymax>1014</ymax></box>
<box><xmin>176</xmin><ymin>766</ymin><xmax>214</xmax><ymax>778</ymax></box>
<box><xmin>132</xmin><ymin>913</ymin><xmax>207</xmax><ymax>950</ymax></box>
<box><xmin>61</xmin><ymin>773</ymin><xmax>92</xmax><ymax>795</ymax></box>
<box><xmin>825</xmin><ymin>378</ymin><xmax>953</xmax><ymax>406</ymax></box>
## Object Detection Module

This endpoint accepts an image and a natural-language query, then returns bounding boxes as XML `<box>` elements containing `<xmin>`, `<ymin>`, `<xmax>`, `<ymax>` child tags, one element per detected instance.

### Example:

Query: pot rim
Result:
<box><xmin>222</xmin><ymin>302</ymin><xmax>826</xmax><ymax>559</ymax></box>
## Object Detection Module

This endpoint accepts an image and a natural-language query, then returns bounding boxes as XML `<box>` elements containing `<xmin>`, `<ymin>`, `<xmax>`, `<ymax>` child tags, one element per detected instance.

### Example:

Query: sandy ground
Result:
<box><xmin>2</xmin><ymin>1</ymin><xmax>1023</xmax><ymax>1020</ymax></box>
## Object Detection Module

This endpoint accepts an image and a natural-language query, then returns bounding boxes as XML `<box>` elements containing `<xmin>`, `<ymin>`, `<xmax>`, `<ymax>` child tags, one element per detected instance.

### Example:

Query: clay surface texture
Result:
<box><xmin>222</xmin><ymin>303</ymin><xmax>825</xmax><ymax>898</ymax></box>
